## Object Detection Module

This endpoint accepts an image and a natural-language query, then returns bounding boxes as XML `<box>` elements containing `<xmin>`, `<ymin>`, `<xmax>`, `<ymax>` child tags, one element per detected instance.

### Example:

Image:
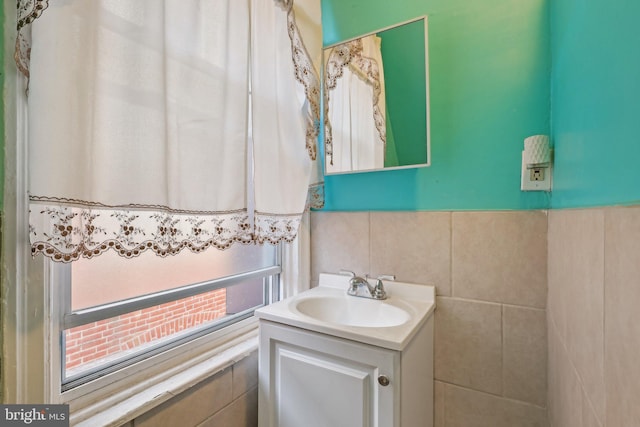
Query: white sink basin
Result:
<box><xmin>292</xmin><ymin>295</ymin><xmax>411</xmax><ymax>328</ymax></box>
<box><xmin>255</xmin><ymin>273</ymin><xmax>436</xmax><ymax>350</ymax></box>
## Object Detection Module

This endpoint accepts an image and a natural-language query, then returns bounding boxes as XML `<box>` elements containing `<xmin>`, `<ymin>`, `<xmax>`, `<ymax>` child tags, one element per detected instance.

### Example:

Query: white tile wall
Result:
<box><xmin>548</xmin><ymin>205</ymin><xmax>640</xmax><ymax>427</ymax></box>
<box><xmin>370</xmin><ymin>212</ymin><xmax>451</xmax><ymax>295</ymax></box>
<box><xmin>127</xmin><ymin>205</ymin><xmax>640</xmax><ymax>427</ymax></box>
<box><xmin>311</xmin><ymin>210</ymin><xmax>549</xmax><ymax>426</ymax></box>
<box><xmin>452</xmin><ymin>211</ymin><xmax>547</xmax><ymax>308</ymax></box>
<box><xmin>443</xmin><ymin>383</ymin><xmax>548</xmax><ymax>427</ymax></box>
<box><xmin>124</xmin><ymin>351</ymin><xmax>258</xmax><ymax>427</ymax></box>
<box><xmin>435</xmin><ymin>296</ymin><xmax>503</xmax><ymax>395</ymax></box>
<box><xmin>503</xmin><ymin>305</ymin><xmax>547</xmax><ymax>407</ymax></box>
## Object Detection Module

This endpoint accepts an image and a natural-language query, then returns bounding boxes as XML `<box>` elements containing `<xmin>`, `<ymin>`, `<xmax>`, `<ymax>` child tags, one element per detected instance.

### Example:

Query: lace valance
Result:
<box><xmin>29</xmin><ymin>200</ymin><xmax>304</xmax><ymax>262</ymax></box>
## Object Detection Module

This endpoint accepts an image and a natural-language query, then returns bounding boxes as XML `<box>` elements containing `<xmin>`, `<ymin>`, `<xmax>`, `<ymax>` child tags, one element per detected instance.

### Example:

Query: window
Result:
<box><xmin>2</xmin><ymin>73</ymin><xmax>288</xmax><ymax>414</ymax></box>
<box><xmin>4</xmin><ymin>2</ymin><xmax>316</xmax><ymax>421</ymax></box>
<box><xmin>58</xmin><ymin>244</ymin><xmax>280</xmax><ymax>390</ymax></box>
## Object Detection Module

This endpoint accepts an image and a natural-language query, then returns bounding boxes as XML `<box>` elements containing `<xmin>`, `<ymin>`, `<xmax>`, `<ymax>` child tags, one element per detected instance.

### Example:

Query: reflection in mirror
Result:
<box><xmin>323</xmin><ymin>16</ymin><xmax>430</xmax><ymax>175</ymax></box>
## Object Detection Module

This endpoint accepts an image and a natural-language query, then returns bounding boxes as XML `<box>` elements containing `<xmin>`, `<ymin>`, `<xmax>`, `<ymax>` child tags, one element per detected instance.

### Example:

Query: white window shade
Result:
<box><xmin>21</xmin><ymin>0</ymin><xmax>323</xmax><ymax>262</ymax></box>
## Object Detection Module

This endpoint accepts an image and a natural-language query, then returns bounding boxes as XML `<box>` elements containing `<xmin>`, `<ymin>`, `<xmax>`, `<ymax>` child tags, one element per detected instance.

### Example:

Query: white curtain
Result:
<box><xmin>281</xmin><ymin>211</ymin><xmax>311</xmax><ymax>298</ymax></box>
<box><xmin>324</xmin><ymin>35</ymin><xmax>386</xmax><ymax>173</ymax></box>
<box><xmin>18</xmin><ymin>0</ymin><xmax>323</xmax><ymax>262</ymax></box>
<box><xmin>252</xmin><ymin>0</ymin><xmax>321</xmax><ymax>242</ymax></box>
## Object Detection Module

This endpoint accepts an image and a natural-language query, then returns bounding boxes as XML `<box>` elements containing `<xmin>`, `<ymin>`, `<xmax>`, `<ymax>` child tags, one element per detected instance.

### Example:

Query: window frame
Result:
<box><xmin>55</xmin><ymin>247</ymin><xmax>281</xmax><ymax>393</ymax></box>
<box><xmin>48</xmin><ymin>246</ymin><xmax>282</xmax><ymax>416</ymax></box>
<box><xmin>5</xmin><ymin>227</ymin><xmax>285</xmax><ymax>425</ymax></box>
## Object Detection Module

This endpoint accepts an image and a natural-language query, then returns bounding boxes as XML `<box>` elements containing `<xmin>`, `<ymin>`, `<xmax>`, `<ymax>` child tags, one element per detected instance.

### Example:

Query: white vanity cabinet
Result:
<box><xmin>258</xmin><ymin>316</ymin><xmax>434</xmax><ymax>427</ymax></box>
<box><xmin>255</xmin><ymin>274</ymin><xmax>436</xmax><ymax>427</ymax></box>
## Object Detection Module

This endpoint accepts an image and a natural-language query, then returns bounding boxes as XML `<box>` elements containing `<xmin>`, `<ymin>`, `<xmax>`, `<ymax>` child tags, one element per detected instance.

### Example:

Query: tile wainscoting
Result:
<box><xmin>311</xmin><ymin>211</ymin><xmax>549</xmax><ymax>427</ymax></box>
<box><xmin>112</xmin><ymin>206</ymin><xmax>640</xmax><ymax>427</ymax></box>
<box><xmin>548</xmin><ymin>206</ymin><xmax>640</xmax><ymax>427</ymax></box>
<box><xmin>119</xmin><ymin>352</ymin><xmax>258</xmax><ymax>427</ymax></box>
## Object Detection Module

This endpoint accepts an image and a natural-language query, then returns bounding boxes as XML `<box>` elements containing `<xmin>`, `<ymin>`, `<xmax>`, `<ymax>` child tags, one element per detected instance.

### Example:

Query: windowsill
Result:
<box><xmin>72</xmin><ymin>328</ymin><xmax>259</xmax><ymax>427</ymax></box>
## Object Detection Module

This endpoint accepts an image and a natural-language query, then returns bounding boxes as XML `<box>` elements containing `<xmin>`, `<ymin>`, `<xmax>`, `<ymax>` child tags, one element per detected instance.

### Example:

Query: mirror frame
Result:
<box><xmin>323</xmin><ymin>16</ymin><xmax>431</xmax><ymax>175</ymax></box>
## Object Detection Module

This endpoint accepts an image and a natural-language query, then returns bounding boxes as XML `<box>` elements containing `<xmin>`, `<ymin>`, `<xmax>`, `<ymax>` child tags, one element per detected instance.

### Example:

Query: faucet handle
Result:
<box><xmin>371</xmin><ymin>277</ymin><xmax>388</xmax><ymax>300</ymax></box>
<box><xmin>371</xmin><ymin>275</ymin><xmax>394</xmax><ymax>299</ymax></box>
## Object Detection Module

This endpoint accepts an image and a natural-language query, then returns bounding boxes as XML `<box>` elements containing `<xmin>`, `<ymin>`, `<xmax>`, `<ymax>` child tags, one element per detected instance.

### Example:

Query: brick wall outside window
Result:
<box><xmin>65</xmin><ymin>288</ymin><xmax>227</xmax><ymax>372</ymax></box>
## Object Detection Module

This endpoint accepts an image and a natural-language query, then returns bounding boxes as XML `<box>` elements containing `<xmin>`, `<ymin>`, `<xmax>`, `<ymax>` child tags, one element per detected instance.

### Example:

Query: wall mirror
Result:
<box><xmin>323</xmin><ymin>16</ymin><xmax>430</xmax><ymax>175</ymax></box>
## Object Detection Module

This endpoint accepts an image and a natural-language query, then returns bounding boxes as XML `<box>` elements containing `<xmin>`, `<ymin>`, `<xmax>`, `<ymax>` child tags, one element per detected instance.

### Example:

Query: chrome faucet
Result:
<box><xmin>346</xmin><ymin>275</ymin><xmax>392</xmax><ymax>300</ymax></box>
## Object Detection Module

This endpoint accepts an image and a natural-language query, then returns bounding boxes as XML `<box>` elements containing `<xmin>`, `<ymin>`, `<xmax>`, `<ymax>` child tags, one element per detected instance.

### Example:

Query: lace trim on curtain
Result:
<box><xmin>253</xmin><ymin>211</ymin><xmax>302</xmax><ymax>245</ymax></box>
<box><xmin>15</xmin><ymin>0</ymin><xmax>50</xmax><ymax>78</ymax></box>
<box><xmin>323</xmin><ymin>39</ymin><xmax>386</xmax><ymax>166</ymax></box>
<box><xmin>276</xmin><ymin>0</ymin><xmax>324</xmax><ymax>211</ymax></box>
<box><xmin>277</xmin><ymin>0</ymin><xmax>321</xmax><ymax>161</ymax></box>
<box><xmin>306</xmin><ymin>182</ymin><xmax>325</xmax><ymax>210</ymax></box>
<box><xmin>29</xmin><ymin>198</ymin><xmax>302</xmax><ymax>262</ymax></box>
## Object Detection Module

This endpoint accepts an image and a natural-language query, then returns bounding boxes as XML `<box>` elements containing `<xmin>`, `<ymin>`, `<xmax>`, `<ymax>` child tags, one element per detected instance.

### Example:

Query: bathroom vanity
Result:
<box><xmin>255</xmin><ymin>273</ymin><xmax>436</xmax><ymax>427</ymax></box>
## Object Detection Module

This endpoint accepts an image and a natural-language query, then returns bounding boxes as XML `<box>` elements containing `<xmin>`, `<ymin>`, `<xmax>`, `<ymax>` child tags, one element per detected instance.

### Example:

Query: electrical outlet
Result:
<box><xmin>530</xmin><ymin>168</ymin><xmax>545</xmax><ymax>181</ymax></box>
<box><xmin>521</xmin><ymin>153</ymin><xmax>552</xmax><ymax>191</ymax></box>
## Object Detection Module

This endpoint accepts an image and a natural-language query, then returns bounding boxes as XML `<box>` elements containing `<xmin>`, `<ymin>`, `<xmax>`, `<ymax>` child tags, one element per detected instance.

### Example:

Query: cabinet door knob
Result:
<box><xmin>378</xmin><ymin>375</ymin><xmax>390</xmax><ymax>386</ymax></box>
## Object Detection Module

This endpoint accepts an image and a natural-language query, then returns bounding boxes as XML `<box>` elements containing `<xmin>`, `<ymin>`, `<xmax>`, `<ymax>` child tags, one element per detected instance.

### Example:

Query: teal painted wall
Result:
<box><xmin>379</xmin><ymin>21</ymin><xmax>427</xmax><ymax>168</ymax></box>
<box><xmin>550</xmin><ymin>0</ymin><xmax>640</xmax><ymax>208</ymax></box>
<box><xmin>320</xmin><ymin>0</ymin><xmax>550</xmax><ymax>211</ymax></box>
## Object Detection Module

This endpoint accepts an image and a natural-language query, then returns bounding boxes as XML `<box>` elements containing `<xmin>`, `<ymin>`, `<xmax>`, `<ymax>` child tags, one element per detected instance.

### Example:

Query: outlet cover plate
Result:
<box><xmin>521</xmin><ymin>152</ymin><xmax>552</xmax><ymax>191</ymax></box>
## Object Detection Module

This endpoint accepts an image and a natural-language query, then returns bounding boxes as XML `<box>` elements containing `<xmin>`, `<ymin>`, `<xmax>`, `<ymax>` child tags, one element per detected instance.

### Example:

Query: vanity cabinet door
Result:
<box><xmin>259</xmin><ymin>321</ymin><xmax>400</xmax><ymax>427</ymax></box>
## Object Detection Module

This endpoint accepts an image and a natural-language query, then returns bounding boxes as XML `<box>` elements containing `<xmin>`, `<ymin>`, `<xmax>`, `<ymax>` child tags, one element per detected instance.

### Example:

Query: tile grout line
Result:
<box><xmin>437</xmin><ymin>379</ymin><xmax>549</xmax><ymax>410</ymax></box>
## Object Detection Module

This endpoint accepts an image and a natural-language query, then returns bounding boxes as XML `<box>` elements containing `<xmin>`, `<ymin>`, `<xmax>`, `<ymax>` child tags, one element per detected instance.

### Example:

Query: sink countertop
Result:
<box><xmin>254</xmin><ymin>273</ymin><xmax>436</xmax><ymax>351</ymax></box>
